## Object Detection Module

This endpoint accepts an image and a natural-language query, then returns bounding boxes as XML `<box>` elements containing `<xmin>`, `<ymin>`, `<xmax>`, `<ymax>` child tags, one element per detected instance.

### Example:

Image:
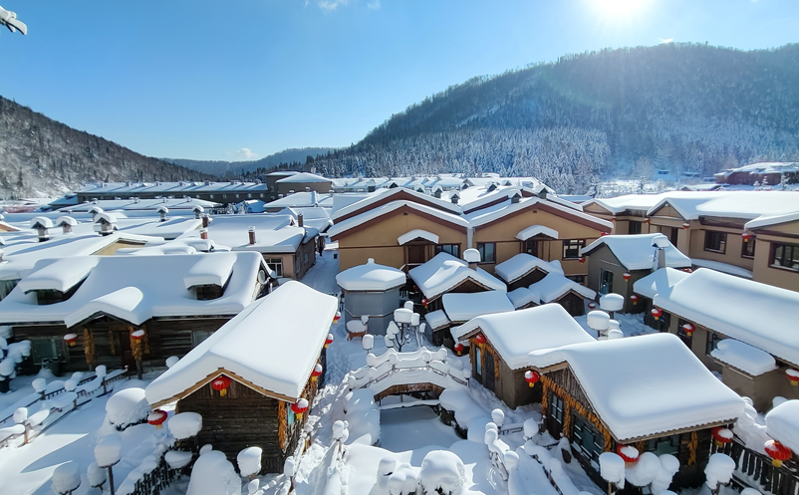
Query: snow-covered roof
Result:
<box><xmin>528</xmin><ymin>333</ymin><xmax>745</xmax><ymax>441</ymax></box>
<box><xmin>515</xmin><ymin>225</ymin><xmax>559</xmax><ymax>241</ymax></box>
<box><xmin>146</xmin><ymin>281</ymin><xmax>338</xmax><ymax>406</ymax></box>
<box><xmin>408</xmin><ymin>253</ymin><xmax>506</xmax><ymax>300</ymax></box>
<box><xmin>632</xmin><ymin>268</ymin><xmax>691</xmax><ymax>300</ymax></box>
<box><xmin>0</xmin><ymin>252</ymin><xmax>265</xmax><ymax>327</ymax></box>
<box><xmin>710</xmin><ymin>339</ymin><xmax>777</xmax><ymax>376</ymax></box>
<box><xmin>494</xmin><ymin>254</ymin><xmax>564</xmax><ymax>284</ymax></box>
<box><xmin>336</xmin><ymin>258</ymin><xmax>406</xmax><ymax>291</ymax></box>
<box><xmin>506</xmin><ymin>287</ymin><xmax>540</xmax><ymax>309</ymax></box>
<box><xmin>765</xmin><ymin>400</ymin><xmax>799</xmax><ymax>454</ymax></box>
<box><xmin>441</xmin><ymin>291</ymin><xmax>514</xmax><ymax>323</ymax></box>
<box><xmin>528</xmin><ymin>272</ymin><xmax>596</xmax><ymax>303</ymax></box>
<box><xmin>653</xmin><ymin>268</ymin><xmax>799</xmax><ymax>367</ymax></box>
<box><xmin>183</xmin><ymin>253</ymin><xmax>236</xmax><ymax>289</ymax></box>
<box><xmin>331</xmin><ymin>188</ymin><xmax>460</xmax><ymax>221</ymax></box>
<box><xmin>58</xmin><ymin>197</ymin><xmax>220</xmax><ymax>213</ymax></box>
<box><xmin>425</xmin><ymin>309</ymin><xmax>450</xmax><ymax>331</ymax></box>
<box><xmin>263</xmin><ymin>192</ymin><xmax>322</xmax><ymax>208</ymax></box>
<box><xmin>467</xmin><ymin>197</ymin><xmax>611</xmax><ymax>230</ymax></box>
<box><xmin>329</xmin><ymin>200</ymin><xmax>467</xmax><ymax>240</ymax></box>
<box><xmin>177</xmin><ymin>214</ymin><xmax>313</xmax><ymax>254</ymax></box>
<box><xmin>275</xmin><ymin>172</ymin><xmax>332</xmax><ymax>184</ymax></box>
<box><xmin>452</xmin><ymin>304</ymin><xmax>594</xmax><ymax>370</ymax></box>
<box><xmin>745</xmin><ymin>211</ymin><xmax>799</xmax><ymax>230</ymax></box>
<box><xmin>398</xmin><ymin>229</ymin><xmax>439</xmax><ymax>246</ymax></box>
<box><xmin>581</xmin><ymin>234</ymin><xmax>691</xmax><ymax>271</ymax></box>
<box><xmin>691</xmin><ymin>258</ymin><xmax>753</xmax><ymax>279</ymax></box>
<box><xmin>78</xmin><ymin>180</ymin><xmax>268</xmax><ymax>195</ymax></box>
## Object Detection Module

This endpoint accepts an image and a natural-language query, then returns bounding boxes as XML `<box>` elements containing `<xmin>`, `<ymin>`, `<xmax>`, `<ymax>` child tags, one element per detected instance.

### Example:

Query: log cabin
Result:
<box><xmin>493</xmin><ymin>253</ymin><xmax>565</xmax><ymax>291</ymax></box>
<box><xmin>526</xmin><ymin>272</ymin><xmax>597</xmax><ymax>316</ymax></box>
<box><xmin>145</xmin><ymin>281</ymin><xmax>338</xmax><ymax>474</ymax></box>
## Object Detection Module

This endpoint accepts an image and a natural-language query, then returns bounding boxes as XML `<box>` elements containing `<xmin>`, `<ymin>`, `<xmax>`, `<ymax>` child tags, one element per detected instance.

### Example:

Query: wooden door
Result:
<box><xmin>407</xmin><ymin>245</ymin><xmax>426</xmax><ymax>265</ymax></box>
<box><xmin>484</xmin><ymin>351</ymin><xmax>495</xmax><ymax>391</ymax></box>
<box><xmin>524</xmin><ymin>239</ymin><xmax>539</xmax><ymax>257</ymax></box>
<box><xmin>547</xmin><ymin>393</ymin><xmax>565</xmax><ymax>437</ymax></box>
<box><xmin>110</xmin><ymin>323</ymin><xmax>136</xmax><ymax>371</ymax></box>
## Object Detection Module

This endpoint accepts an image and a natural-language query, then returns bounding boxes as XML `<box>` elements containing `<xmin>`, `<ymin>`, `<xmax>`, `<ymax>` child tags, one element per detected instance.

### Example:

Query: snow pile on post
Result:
<box><xmin>453</xmin><ymin>304</ymin><xmax>594</xmax><ymax>370</ymax></box>
<box><xmin>409</xmin><ymin>253</ymin><xmax>506</xmax><ymax>300</ymax></box>
<box><xmin>95</xmin><ymin>433</ymin><xmax>122</xmax><ymax>467</ymax></box>
<box><xmin>494</xmin><ymin>253</ymin><xmax>563</xmax><ymax>284</ymax></box>
<box><xmin>765</xmin><ymin>400</ymin><xmax>799</xmax><ymax>453</ymax></box>
<box><xmin>168</xmin><ymin>412</ymin><xmax>203</xmax><ymax>440</ymax></box>
<box><xmin>441</xmin><ymin>291</ymin><xmax>514</xmax><ymax>323</ymax></box>
<box><xmin>704</xmin><ymin>453</ymin><xmax>736</xmax><ymax>489</ymax></box>
<box><xmin>51</xmin><ymin>461</ymin><xmax>81</xmax><ymax>494</ymax></box>
<box><xmin>581</xmin><ymin>234</ymin><xmax>691</xmax><ymax>271</ymax></box>
<box><xmin>187</xmin><ymin>450</ymin><xmax>242</xmax><ymax>495</ymax></box>
<box><xmin>600</xmin><ymin>452</ymin><xmax>625</xmax><ymax>488</ymax></box>
<box><xmin>336</xmin><ymin>258</ymin><xmax>406</xmax><ymax>291</ymax></box>
<box><xmin>146</xmin><ymin>281</ymin><xmax>338</xmax><ymax>406</ymax></box>
<box><xmin>237</xmin><ymin>446</ymin><xmax>263</xmax><ymax>479</ymax></box>
<box><xmin>528</xmin><ymin>333</ymin><xmax>744</xmax><ymax>441</ymax></box>
<box><xmin>419</xmin><ymin>450</ymin><xmax>466</xmax><ymax>495</ymax></box>
<box><xmin>711</xmin><ymin>339</ymin><xmax>777</xmax><ymax>376</ymax></box>
<box><xmin>165</xmin><ymin>451</ymin><xmax>194</xmax><ymax>469</ymax></box>
<box><xmin>106</xmin><ymin>388</ymin><xmax>149</xmax><ymax>430</ymax></box>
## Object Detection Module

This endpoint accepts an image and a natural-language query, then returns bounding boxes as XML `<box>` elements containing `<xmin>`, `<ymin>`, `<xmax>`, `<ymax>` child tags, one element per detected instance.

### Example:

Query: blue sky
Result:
<box><xmin>2</xmin><ymin>0</ymin><xmax>798</xmax><ymax>161</ymax></box>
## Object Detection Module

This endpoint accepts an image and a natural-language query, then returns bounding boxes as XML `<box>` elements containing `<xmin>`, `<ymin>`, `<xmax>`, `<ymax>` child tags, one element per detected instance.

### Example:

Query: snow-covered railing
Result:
<box><xmin>724</xmin><ymin>438</ymin><xmax>799</xmax><ymax>495</ymax></box>
<box><xmin>347</xmin><ymin>348</ymin><xmax>469</xmax><ymax>398</ymax></box>
<box><xmin>116</xmin><ymin>447</ymin><xmax>181</xmax><ymax>495</ymax></box>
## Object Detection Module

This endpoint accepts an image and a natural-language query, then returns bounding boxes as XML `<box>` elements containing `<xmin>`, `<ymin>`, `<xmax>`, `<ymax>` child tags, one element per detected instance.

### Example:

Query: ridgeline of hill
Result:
<box><xmin>165</xmin><ymin>147</ymin><xmax>335</xmax><ymax>178</ymax></box>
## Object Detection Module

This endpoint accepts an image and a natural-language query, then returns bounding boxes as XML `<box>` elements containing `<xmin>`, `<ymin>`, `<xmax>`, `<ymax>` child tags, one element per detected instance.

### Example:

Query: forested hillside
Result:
<box><xmin>310</xmin><ymin>43</ymin><xmax>799</xmax><ymax>193</ymax></box>
<box><xmin>166</xmin><ymin>147</ymin><xmax>334</xmax><ymax>177</ymax></box>
<box><xmin>0</xmin><ymin>97</ymin><xmax>215</xmax><ymax>198</ymax></box>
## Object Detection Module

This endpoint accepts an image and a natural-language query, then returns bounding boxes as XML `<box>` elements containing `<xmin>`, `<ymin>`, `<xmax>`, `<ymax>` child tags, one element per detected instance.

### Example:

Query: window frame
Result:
<box><xmin>599</xmin><ymin>269</ymin><xmax>614</xmax><ymax>295</ymax></box>
<box><xmin>562</xmin><ymin>239</ymin><xmax>585</xmax><ymax>260</ymax></box>
<box><xmin>704</xmin><ymin>231</ymin><xmax>727</xmax><ymax>254</ymax></box>
<box><xmin>741</xmin><ymin>237</ymin><xmax>756</xmax><ymax>259</ymax></box>
<box><xmin>265</xmin><ymin>258</ymin><xmax>284</xmax><ymax>278</ymax></box>
<box><xmin>706</xmin><ymin>331</ymin><xmax>722</xmax><ymax>356</ymax></box>
<box><xmin>435</xmin><ymin>244</ymin><xmax>461</xmax><ymax>259</ymax></box>
<box><xmin>676</xmin><ymin>318</ymin><xmax>693</xmax><ymax>348</ymax></box>
<box><xmin>476</xmin><ymin>242</ymin><xmax>496</xmax><ymax>264</ymax></box>
<box><xmin>628</xmin><ymin>220</ymin><xmax>642</xmax><ymax>235</ymax></box>
<box><xmin>770</xmin><ymin>242</ymin><xmax>799</xmax><ymax>272</ymax></box>
<box><xmin>474</xmin><ymin>346</ymin><xmax>482</xmax><ymax>378</ymax></box>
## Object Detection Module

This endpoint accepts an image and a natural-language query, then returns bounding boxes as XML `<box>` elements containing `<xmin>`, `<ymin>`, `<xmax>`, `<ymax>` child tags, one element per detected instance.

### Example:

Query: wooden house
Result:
<box><xmin>528</xmin><ymin>333</ymin><xmax>745</xmax><ymax>493</ymax></box>
<box><xmin>145</xmin><ymin>281</ymin><xmax>338</xmax><ymax>473</ymax></box>
<box><xmin>409</xmin><ymin>252</ymin><xmax>507</xmax><ymax>312</ymax></box>
<box><xmin>423</xmin><ymin>291</ymin><xmax>515</xmax><ymax>348</ymax></box>
<box><xmin>451</xmin><ymin>304</ymin><xmax>594</xmax><ymax>409</ymax></box>
<box><xmin>0</xmin><ymin>252</ymin><xmax>270</xmax><ymax>375</ymax></box>
<box><xmin>494</xmin><ymin>253</ymin><xmax>564</xmax><ymax>291</ymax></box>
<box><xmin>527</xmin><ymin>272</ymin><xmax>596</xmax><ymax>316</ymax></box>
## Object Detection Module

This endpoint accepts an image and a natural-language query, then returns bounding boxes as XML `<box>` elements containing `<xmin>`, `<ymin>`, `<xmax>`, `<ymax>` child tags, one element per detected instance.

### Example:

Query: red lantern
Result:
<box><xmin>422</xmin><ymin>298</ymin><xmax>429</xmax><ymax>307</ymax></box>
<box><xmin>765</xmin><ymin>440</ymin><xmax>792</xmax><ymax>467</ymax></box>
<box><xmin>644</xmin><ymin>218</ymin><xmax>650</xmax><ymax>224</ymax></box>
<box><xmin>474</xmin><ymin>334</ymin><xmax>486</xmax><ymax>345</ymax></box>
<box><xmin>616</xmin><ymin>444</ymin><xmax>640</xmax><ymax>464</ymax></box>
<box><xmin>601</xmin><ymin>232</ymin><xmax>609</xmax><ymax>237</ymax></box>
<box><xmin>711</xmin><ymin>427</ymin><xmax>733</xmax><ymax>448</ymax></box>
<box><xmin>630</xmin><ymin>294</ymin><xmax>639</xmax><ymax>305</ymax></box>
<box><xmin>651</xmin><ymin>308</ymin><xmax>662</xmax><ymax>320</ymax></box>
<box><xmin>131</xmin><ymin>330</ymin><xmax>145</xmax><ymax>341</ymax></box>
<box><xmin>683</xmin><ymin>323</ymin><xmax>695</xmax><ymax>337</ymax></box>
<box><xmin>454</xmin><ymin>343</ymin><xmax>464</xmax><ymax>356</ymax></box>
<box><xmin>611</xmin><ymin>217</ymin><xmax>617</xmax><ymax>222</ymax></box>
<box><xmin>588</xmin><ymin>302</ymin><xmax>597</xmax><ymax>309</ymax></box>
<box><xmin>579</xmin><ymin>257</ymin><xmax>586</xmax><ymax>264</ymax></box>
<box><xmin>682</xmin><ymin>222</ymin><xmax>690</xmax><ymax>229</ymax></box>
<box><xmin>212</xmin><ymin>375</ymin><xmax>232</xmax><ymax>396</ymax></box>
<box><xmin>333</xmin><ymin>311</ymin><xmax>341</xmax><ymax>324</ymax></box>
<box><xmin>683</xmin><ymin>268</ymin><xmax>693</xmax><ymax>273</ymax></box>
<box><xmin>147</xmin><ymin>409</ymin><xmax>168</xmax><ymax>429</ymax></box>
<box><xmin>786</xmin><ymin>368</ymin><xmax>799</xmax><ymax>386</ymax></box>
<box><xmin>325</xmin><ymin>333</ymin><xmax>334</xmax><ymax>349</ymax></box>
<box><xmin>525</xmin><ymin>370</ymin><xmax>540</xmax><ymax>388</ymax></box>
<box><xmin>311</xmin><ymin>363</ymin><xmax>323</xmax><ymax>382</ymax></box>
<box><xmin>291</xmin><ymin>398</ymin><xmax>309</xmax><ymax>420</ymax></box>
<box><xmin>742</xmin><ymin>233</ymin><xmax>752</xmax><ymax>243</ymax></box>
<box><xmin>63</xmin><ymin>333</ymin><xmax>78</xmax><ymax>347</ymax></box>
<box><xmin>623</xmin><ymin>273</ymin><xmax>631</xmax><ymax>281</ymax></box>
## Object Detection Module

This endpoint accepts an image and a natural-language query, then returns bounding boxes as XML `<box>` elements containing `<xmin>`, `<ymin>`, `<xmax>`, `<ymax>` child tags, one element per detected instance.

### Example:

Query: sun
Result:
<box><xmin>589</xmin><ymin>0</ymin><xmax>650</xmax><ymax>18</ymax></box>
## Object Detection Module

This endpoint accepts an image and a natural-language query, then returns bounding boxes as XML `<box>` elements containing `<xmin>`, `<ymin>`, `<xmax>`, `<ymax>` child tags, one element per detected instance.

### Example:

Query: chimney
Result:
<box><xmin>511</xmin><ymin>192</ymin><xmax>521</xmax><ymax>204</ymax></box>
<box><xmin>657</xmin><ymin>248</ymin><xmax>667</xmax><ymax>270</ymax></box>
<box><xmin>158</xmin><ymin>206</ymin><xmax>168</xmax><ymax>222</ymax></box>
<box><xmin>202</xmin><ymin>214</ymin><xmax>210</xmax><ymax>228</ymax></box>
<box><xmin>248</xmin><ymin>226</ymin><xmax>256</xmax><ymax>245</ymax></box>
<box><xmin>62</xmin><ymin>223</ymin><xmax>72</xmax><ymax>235</ymax></box>
<box><xmin>451</xmin><ymin>193</ymin><xmax>460</xmax><ymax>205</ymax></box>
<box><xmin>200</xmin><ymin>229</ymin><xmax>208</xmax><ymax>240</ymax></box>
<box><xmin>297</xmin><ymin>213</ymin><xmax>304</xmax><ymax>227</ymax></box>
<box><xmin>538</xmin><ymin>188</ymin><xmax>548</xmax><ymax>201</ymax></box>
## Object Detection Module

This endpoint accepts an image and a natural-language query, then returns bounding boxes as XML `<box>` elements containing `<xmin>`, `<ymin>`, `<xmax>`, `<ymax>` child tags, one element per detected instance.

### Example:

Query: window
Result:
<box><xmin>304</xmin><ymin>251</ymin><xmax>309</xmax><ymax>264</ymax></box>
<box><xmin>476</xmin><ymin>243</ymin><xmax>495</xmax><ymax>263</ymax></box>
<box><xmin>287</xmin><ymin>402</ymin><xmax>295</xmax><ymax>427</ymax></box>
<box><xmin>31</xmin><ymin>338</ymin><xmax>67</xmax><ymax>365</ymax></box>
<box><xmin>771</xmin><ymin>243</ymin><xmax>799</xmax><ymax>272</ymax></box>
<box><xmin>247</xmin><ymin>193</ymin><xmax>252</xmax><ymax>198</ymax></box>
<box><xmin>195</xmin><ymin>285</ymin><xmax>223</xmax><ymax>300</ymax></box>
<box><xmin>599</xmin><ymin>269</ymin><xmax>614</xmax><ymax>295</ymax></box>
<box><xmin>549</xmin><ymin>393</ymin><xmax>565</xmax><ymax>428</ymax></box>
<box><xmin>563</xmin><ymin>239</ymin><xmax>585</xmax><ymax>260</ymax></box>
<box><xmin>192</xmin><ymin>330</ymin><xmax>214</xmax><ymax>346</ymax></box>
<box><xmin>706</xmin><ymin>331</ymin><xmax>722</xmax><ymax>356</ymax></box>
<box><xmin>567</xmin><ymin>275</ymin><xmax>585</xmax><ymax>284</ymax></box>
<box><xmin>628</xmin><ymin>220</ymin><xmax>642</xmax><ymax>235</ymax></box>
<box><xmin>704</xmin><ymin>231</ymin><xmax>727</xmax><ymax>253</ymax></box>
<box><xmin>572</xmin><ymin>413</ymin><xmax>604</xmax><ymax>463</ymax></box>
<box><xmin>646</xmin><ymin>434</ymin><xmax>681</xmax><ymax>456</ymax></box>
<box><xmin>524</xmin><ymin>239</ymin><xmax>540</xmax><ymax>257</ymax></box>
<box><xmin>435</xmin><ymin>244</ymin><xmax>460</xmax><ymax>258</ymax></box>
<box><xmin>741</xmin><ymin>238</ymin><xmax>756</xmax><ymax>258</ymax></box>
<box><xmin>676</xmin><ymin>318</ymin><xmax>693</xmax><ymax>348</ymax></box>
<box><xmin>265</xmin><ymin>258</ymin><xmax>283</xmax><ymax>277</ymax></box>
<box><xmin>474</xmin><ymin>346</ymin><xmax>482</xmax><ymax>377</ymax></box>
<box><xmin>209</xmin><ymin>194</ymin><xmax>214</xmax><ymax>199</ymax></box>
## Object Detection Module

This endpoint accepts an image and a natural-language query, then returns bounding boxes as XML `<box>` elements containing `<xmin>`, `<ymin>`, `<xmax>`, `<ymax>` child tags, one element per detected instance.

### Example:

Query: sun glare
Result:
<box><xmin>590</xmin><ymin>0</ymin><xmax>649</xmax><ymax>19</ymax></box>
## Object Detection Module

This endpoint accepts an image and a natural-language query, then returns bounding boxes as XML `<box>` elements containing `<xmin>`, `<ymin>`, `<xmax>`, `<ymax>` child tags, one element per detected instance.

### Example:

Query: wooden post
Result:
<box><xmin>107</xmin><ymin>466</ymin><xmax>115</xmax><ymax>495</ymax></box>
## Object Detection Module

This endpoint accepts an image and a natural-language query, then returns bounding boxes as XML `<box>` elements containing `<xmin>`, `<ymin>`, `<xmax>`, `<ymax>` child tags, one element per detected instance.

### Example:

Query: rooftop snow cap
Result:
<box><xmin>463</xmin><ymin>248</ymin><xmax>481</xmax><ymax>264</ymax></box>
<box><xmin>336</xmin><ymin>258</ymin><xmax>406</xmax><ymax>291</ymax></box>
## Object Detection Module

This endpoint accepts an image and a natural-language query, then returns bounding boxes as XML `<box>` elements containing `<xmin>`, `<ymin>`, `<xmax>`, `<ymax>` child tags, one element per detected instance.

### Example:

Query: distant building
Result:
<box><xmin>714</xmin><ymin>161</ymin><xmax>799</xmax><ymax>186</ymax></box>
<box><xmin>76</xmin><ymin>180</ymin><xmax>269</xmax><ymax>205</ymax></box>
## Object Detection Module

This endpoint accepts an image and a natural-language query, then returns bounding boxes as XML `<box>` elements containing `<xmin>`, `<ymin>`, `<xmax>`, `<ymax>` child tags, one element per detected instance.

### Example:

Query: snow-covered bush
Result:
<box><xmin>523</xmin><ymin>418</ymin><xmax>539</xmax><ymax>440</ymax></box>
<box><xmin>599</xmin><ymin>452</ymin><xmax>625</xmax><ymax>488</ymax></box>
<box><xmin>491</xmin><ymin>409</ymin><xmax>505</xmax><ymax>428</ymax></box>
<box><xmin>237</xmin><ymin>446</ymin><xmax>263</xmax><ymax>479</ymax></box>
<box><xmin>705</xmin><ymin>453</ymin><xmax>735</xmax><ymax>492</ymax></box>
<box><xmin>650</xmin><ymin>454</ymin><xmax>680</xmax><ymax>495</ymax></box>
<box><xmin>388</xmin><ymin>463</ymin><xmax>418</xmax><ymax>495</ymax></box>
<box><xmin>187</xmin><ymin>450</ymin><xmax>241</xmax><ymax>495</ymax></box>
<box><xmin>166</xmin><ymin>356</ymin><xmax>180</xmax><ymax>368</ymax></box>
<box><xmin>419</xmin><ymin>450</ymin><xmax>466</xmax><ymax>495</ymax></box>
<box><xmin>51</xmin><ymin>461</ymin><xmax>81</xmax><ymax>494</ymax></box>
<box><xmin>87</xmin><ymin>462</ymin><xmax>107</xmax><ymax>489</ymax></box>
<box><xmin>340</xmin><ymin>389</ymin><xmax>379</xmax><ymax>445</ymax></box>
<box><xmin>0</xmin><ymin>340</ymin><xmax>30</xmax><ymax>393</ymax></box>
<box><xmin>169</xmin><ymin>412</ymin><xmax>203</xmax><ymax>440</ymax></box>
<box><xmin>105</xmin><ymin>388</ymin><xmax>149</xmax><ymax>430</ymax></box>
<box><xmin>625</xmin><ymin>452</ymin><xmax>661</xmax><ymax>487</ymax></box>
<box><xmin>95</xmin><ymin>433</ymin><xmax>122</xmax><ymax>467</ymax></box>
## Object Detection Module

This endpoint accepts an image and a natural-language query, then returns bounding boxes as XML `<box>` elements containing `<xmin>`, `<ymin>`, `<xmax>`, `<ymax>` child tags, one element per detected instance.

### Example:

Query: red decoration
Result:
<box><xmin>786</xmin><ymin>368</ymin><xmax>799</xmax><ymax>386</ymax></box>
<box><xmin>325</xmin><ymin>333</ymin><xmax>334</xmax><ymax>349</ymax></box>
<box><xmin>311</xmin><ymin>363</ymin><xmax>323</xmax><ymax>382</ymax></box>
<box><xmin>588</xmin><ymin>302</ymin><xmax>597</xmax><ymax>309</ymax></box>
<box><xmin>611</xmin><ymin>217</ymin><xmax>617</xmax><ymax>222</ymax></box>
<box><xmin>711</xmin><ymin>427</ymin><xmax>733</xmax><ymax>448</ymax></box>
<box><xmin>212</xmin><ymin>376</ymin><xmax>232</xmax><ymax>397</ymax></box>
<box><xmin>683</xmin><ymin>268</ymin><xmax>693</xmax><ymax>273</ymax></box>
<box><xmin>454</xmin><ymin>343</ymin><xmax>464</xmax><ymax>356</ymax></box>
<box><xmin>63</xmin><ymin>333</ymin><xmax>78</xmax><ymax>347</ymax></box>
<box><xmin>616</xmin><ymin>444</ymin><xmax>640</xmax><ymax>464</ymax></box>
<box><xmin>291</xmin><ymin>398</ymin><xmax>309</xmax><ymax>420</ymax></box>
<box><xmin>601</xmin><ymin>232</ymin><xmax>609</xmax><ymax>237</ymax></box>
<box><xmin>765</xmin><ymin>440</ymin><xmax>792</xmax><ymax>467</ymax></box>
<box><xmin>683</xmin><ymin>323</ymin><xmax>695</xmax><ymax>337</ymax></box>
<box><xmin>525</xmin><ymin>370</ymin><xmax>540</xmax><ymax>388</ymax></box>
<box><xmin>630</xmin><ymin>294</ymin><xmax>639</xmax><ymax>305</ymax></box>
<box><xmin>579</xmin><ymin>257</ymin><xmax>586</xmax><ymax>264</ymax></box>
<box><xmin>623</xmin><ymin>272</ymin><xmax>632</xmax><ymax>281</ymax></box>
<box><xmin>644</xmin><ymin>218</ymin><xmax>650</xmax><ymax>224</ymax></box>
<box><xmin>682</xmin><ymin>222</ymin><xmax>690</xmax><ymax>229</ymax></box>
<box><xmin>742</xmin><ymin>233</ymin><xmax>752</xmax><ymax>242</ymax></box>
<box><xmin>131</xmin><ymin>330</ymin><xmax>145</xmax><ymax>341</ymax></box>
<box><xmin>333</xmin><ymin>311</ymin><xmax>341</xmax><ymax>324</ymax></box>
<box><xmin>474</xmin><ymin>334</ymin><xmax>486</xmax><ymax>345</ymax></box>
<box><xmin>651</xmin><ymin>308</ymin><xmax>662</xmax><ymax>320</ymax></box>
<box><xmin>422</xmin><ymin>298</ymin><xmax>429</xmax><ymax>307</ymax></box>
<box><xmin>147</xmin><ymin>409</ymin><xmax>168</xmax><ymax>429</ymax></box>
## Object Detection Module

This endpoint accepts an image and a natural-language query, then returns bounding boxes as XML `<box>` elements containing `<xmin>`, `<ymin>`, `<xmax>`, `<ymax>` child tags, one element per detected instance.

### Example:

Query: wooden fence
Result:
<box><xmin>713</xmin><ymin>439</ymin><xmax>799</xmax><ymax>495</ymax></box>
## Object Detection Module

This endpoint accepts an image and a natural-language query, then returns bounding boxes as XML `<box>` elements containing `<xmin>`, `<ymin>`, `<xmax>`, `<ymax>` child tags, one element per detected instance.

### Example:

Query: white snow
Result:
<box><xmin>336</xmin><ymin>258</ymin><xmax>406</xmax><ymax>291</ymax></box>
<box><xmin>765</xmin><ymin>400</ymin><xmax>799</xmax><ymax>454</ymax></box>
<box><xmin>187</xmin><ymin>449</ymin><xmax>242</xmax><ymax>495</ymax></box>
<box><xmin>425</xmin><ymin>310</ymin><xmax>451</xmax><ymax>331</ymax></box>
<box><xmin>632</xmin><ymin>268</ymin><xmax>690</xmax><ymax>300</ymax></box>
<box><xmin>581</xmin><ymin>234</ymin><xmax>691</xmax><ymax>271</ymax></box>
<box><xmin>690</xmin><ymin>258</ymin><xmax>754</xmax><ymax>279</ymax></box>
<box><xmin>494</xmin><ymin>254</ymin><xmax>563</xmax><ymax>284</ymax></box>
<box><xmin>528</xmin><ymin>272</ymin><xmax>596</xmax><ymax>303</ymax></box>
<box><xmin>653</xmin><ymin>268</ymin><xmax>799</xmax><ymax>367</ymax></box>
<box><xmin>515</xmin><ymin>225</ymin><xmax>559</xmax><ymax>241</ymax></box>
<box><xmin>16</xmin><ymin>256</ymin><xmax>97</xmax><ymax>293</ymax></box>
<box><xmin>506</xmin><ymin>287</ymin><xmax>539</xmax><ymax>309</ymax></box>
<box><xmin>105</xmin><ymin>388</ymin><xmax>149</xmax><ymax>429</ymax></box>
<box><xmin>87</xmin><ymin>462</ymin><xmax>107</xmax><ymax>488</ymax></box>
<box><xmin>419</xmin><ymin>450</ymin><xmax>466</xmax><ymax>495</ymax></box>
<box><xmin>146</xmin><ymin>281</ymin><xmax>338</xmax><ymax>406</ymax></box>
<box><xmin>169</xmin><ymin>412</ymin><xmax>203</xmax><ymax>440</ymax></box>
<box><xmin>711</xmin><ymin>339</ymin><xmax>777</xmax><ymax>376</ymax></box>
<box><xmin>528</xmin><ymin>333</ymin><xmax>745</xmax><ymax>441</ymax></box>
<box><xmin>94</xmin><ymin>433</ymin><xmax>122</xmax><ymax>467</ymax></box>
<box><xmin>183</xmin><ymin>252</ymin><xmax>237</xmax><ymax>289</ymax></box>
<box><xmin>398</xmin><ymin>229</ymin><xmax>439</xmax><ymax>246</ymax></box>
<box><xmin>453</xmin><ymin>304</ymin><xmax>595</xmax><ymax>370</ymax></box>
<box><xmin>165</xmin><ymin>450</ymin><xmax>194</xmax><ymax>469</ymax></box>
<box><xmin>442</xmin><ymin>291</ymin><xmax>514</xmax><ymax>323</ymax></box>
<box><xmin>237</xmin><ymin>446</ymin><xmax>263</xmax><ymax>477</ymax></box>
<box><xmin>704</xmin><ymin>453</ymin><xmax>736</xmax><ymax>488</ymax></box>
<box><xmin>599</xmin><ymin>452</ymin><xmax>625</xmax><ymax>487</ymax></box>
<box><xmin>51</xmin><ymin>460</ymin><xmax>81</xmax><ymax>494</ymax></box>
<box><xmin>409</xmin><ymin>253</ymin><xmax>506</xmax><ymax>300</ymax></box>
<box><xmin>599</xmin><ymin>294</ymin><xmax>624</xmax><ymax>312</ymax></box>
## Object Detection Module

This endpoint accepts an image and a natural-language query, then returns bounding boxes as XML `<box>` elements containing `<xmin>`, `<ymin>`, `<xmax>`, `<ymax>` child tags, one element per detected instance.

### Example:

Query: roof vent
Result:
<box><xmin>157</xmin><ymin>205</ymin><xmax>169</xmax><ymax>222</ymax></box>
<box><xmin>248</xmin><ymin>226</ymin><xmax>256</xmax><ymax>245</ymax></box>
